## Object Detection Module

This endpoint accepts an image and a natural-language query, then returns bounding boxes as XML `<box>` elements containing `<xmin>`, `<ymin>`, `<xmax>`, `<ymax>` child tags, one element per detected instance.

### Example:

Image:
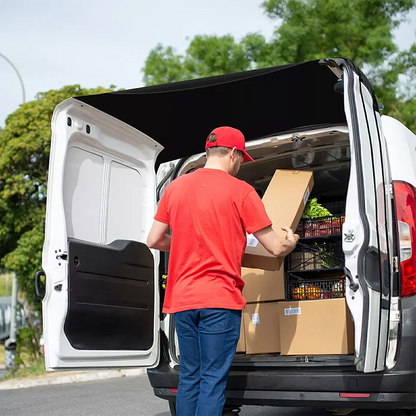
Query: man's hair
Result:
<box><xmin>206</xmin><ymin>133</ymin><xmax>244</xmax><ymax>158</ymax></box>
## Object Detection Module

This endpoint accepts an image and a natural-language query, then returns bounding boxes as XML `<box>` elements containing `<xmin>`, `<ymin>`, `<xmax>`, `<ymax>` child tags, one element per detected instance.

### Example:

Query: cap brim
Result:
<box><xmin>243</xmin><ymin>151</ymin><xmax>255</xmax><ymax>163</ymax></box>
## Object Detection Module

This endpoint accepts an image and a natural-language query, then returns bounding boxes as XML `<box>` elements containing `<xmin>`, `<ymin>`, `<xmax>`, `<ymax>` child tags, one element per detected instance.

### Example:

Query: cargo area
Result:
<box><xmin>170</xmin><ymin>126</ymin><xmax>356</xmax><ymax>368</ymax></box>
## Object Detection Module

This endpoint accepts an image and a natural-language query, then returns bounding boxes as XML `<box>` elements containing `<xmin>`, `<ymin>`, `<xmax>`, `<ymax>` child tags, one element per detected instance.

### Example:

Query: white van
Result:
<box><xmin>36</xmin><ymin>58</ymin><xmax>416</xmax><ymax>415</ymax></box>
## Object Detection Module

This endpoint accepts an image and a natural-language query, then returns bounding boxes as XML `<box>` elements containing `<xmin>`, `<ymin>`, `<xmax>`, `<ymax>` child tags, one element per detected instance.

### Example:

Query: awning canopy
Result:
<box><xmin>76</xmin><ymin>59</ymin><xmax>353</xmax><ymax>167</ymax></box>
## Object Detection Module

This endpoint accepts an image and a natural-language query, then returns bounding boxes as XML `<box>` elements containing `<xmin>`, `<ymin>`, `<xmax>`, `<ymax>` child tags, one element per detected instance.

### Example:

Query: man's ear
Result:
<box><xmin>230</xmin><ymin>147</ymin><xmax>238</xmax><ymax>159</ymax></box>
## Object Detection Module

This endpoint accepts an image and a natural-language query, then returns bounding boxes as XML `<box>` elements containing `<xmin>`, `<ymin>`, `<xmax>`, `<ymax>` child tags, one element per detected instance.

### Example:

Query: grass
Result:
<box><xmin>0</xmin><ymin>341</ymin><xmax>47</xmax><ymax>380</ymax></box>
<box><xmin>3</xmin><ymin>359</ymin><xmax>47</xmax><ymax>380</ymax></box>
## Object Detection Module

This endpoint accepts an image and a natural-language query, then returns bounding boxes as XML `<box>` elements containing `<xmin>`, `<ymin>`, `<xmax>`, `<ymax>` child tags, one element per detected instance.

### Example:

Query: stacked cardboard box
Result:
<box><xmin>277</xmin><ymin>298</ymin><xmax>354</xmax><ymax>355</ymax></box>
<box><xmin>238</xmin><ymin>266</ymin><xmax>285</xmax><ymax>354</ymax></box>
<box><xmin>237</xmin><ymin>169</ymin><xmax>314</xmax><ymax>354</ymax></box>
<box><xmin>242</xmin><ymin>169</ymin><xmax>314</xmax><ymax>271</ymax></box>
<box><xmin>242</xmin><ymin>266</ymin><xmax>285</xmax><ymax>303</ymax></box>
<box><xmin>235</xmin><ymin>169</ymin><xmax>354</xmax><ymax>356</ymax></box>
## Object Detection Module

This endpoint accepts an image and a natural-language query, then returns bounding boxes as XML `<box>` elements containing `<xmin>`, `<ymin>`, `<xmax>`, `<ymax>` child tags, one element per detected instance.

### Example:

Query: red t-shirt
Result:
<box><xmin>155</xmin><ymin>168</ymin><xmax>272</xmax><ymax>314</ymax></box>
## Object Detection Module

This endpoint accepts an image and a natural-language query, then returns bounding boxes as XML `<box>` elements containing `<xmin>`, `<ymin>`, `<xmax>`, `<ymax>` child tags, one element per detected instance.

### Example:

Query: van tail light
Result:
<box><xmin>393</xmin><ymin>181</ymin><xmax>416</xmax><ymax>298</ymax></box>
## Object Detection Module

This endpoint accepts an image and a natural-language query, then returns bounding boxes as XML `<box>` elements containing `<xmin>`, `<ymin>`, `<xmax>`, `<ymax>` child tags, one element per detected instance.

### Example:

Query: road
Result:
<box><xmin>0</xmin><ymin>375</ymin><xmax>406</xmax><ymax>416</ymax></box>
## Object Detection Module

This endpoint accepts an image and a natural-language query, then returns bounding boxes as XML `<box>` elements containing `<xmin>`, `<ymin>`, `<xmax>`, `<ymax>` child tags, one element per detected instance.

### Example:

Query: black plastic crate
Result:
<box><xmin>289</xmin><ymin>242</ymin><xmax>344</xmax><ymax>271</ymax></box>
<box><xmin>286</xmin><ymin>276</ymin><xmax>346</xmax><ymax>301</ymax></box>
<box><xmin>321</xmin><ymin>201</ymin><xmax>345</xmax><ymax>216</ymax></box>
<box><xmin>296</xmin><ymin>215</ymin><xmax>345</xmax><ymax>238</ymax></box>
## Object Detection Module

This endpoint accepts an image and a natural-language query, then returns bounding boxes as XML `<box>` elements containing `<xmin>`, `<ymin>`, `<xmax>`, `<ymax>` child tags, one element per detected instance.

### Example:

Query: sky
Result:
<box><xmin>1</xmin><ymin>0</ymin><xmax>415</xmax><ymax>128</ymax></box>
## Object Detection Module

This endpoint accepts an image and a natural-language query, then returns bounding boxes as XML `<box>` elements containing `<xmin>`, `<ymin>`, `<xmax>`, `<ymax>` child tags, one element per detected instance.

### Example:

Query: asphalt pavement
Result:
<box><xmin>0</xmin><ymin>374</ymin><xmax>406</xmax><ymax>416</ymax></box>
<box><xmin>0</xmin><ymin>375</ymin><xmax>326</xmax><ymax>416</ymax></box>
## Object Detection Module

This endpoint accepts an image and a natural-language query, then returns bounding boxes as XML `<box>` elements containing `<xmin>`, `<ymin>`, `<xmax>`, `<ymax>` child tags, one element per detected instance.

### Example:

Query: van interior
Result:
<box><xmin>167</xmin><ymin>126</ymin><xmax>355</xmax><ymax>369</ymax></box>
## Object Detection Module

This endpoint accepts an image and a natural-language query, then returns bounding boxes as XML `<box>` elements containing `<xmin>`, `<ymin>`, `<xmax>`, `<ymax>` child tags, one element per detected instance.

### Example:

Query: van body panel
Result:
<box><xmin>342</xmin><ymin>65</ymin><xmax>394</xmax><ymax>373</ymax></box>
<box><xmin>42</xmin><ymin>99</ymin><xmax>161</xmax><ymax>370</ymax></box>
<box><xmin>149</xmin><ymin>363</ymin><xmax>416</xmax><ymax>409</ymax></box>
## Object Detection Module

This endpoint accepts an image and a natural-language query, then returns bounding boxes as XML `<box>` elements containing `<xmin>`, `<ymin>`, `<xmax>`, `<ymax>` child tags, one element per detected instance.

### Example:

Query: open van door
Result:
<box><xmin>41</xmin><ymin>98</ymin><xmax>162</xmax><ymax>370</ymax></box>
<box><xmin>323</xmin><ymin>59</ymin><xmax>395</xmax><ymax>372</ymax></box>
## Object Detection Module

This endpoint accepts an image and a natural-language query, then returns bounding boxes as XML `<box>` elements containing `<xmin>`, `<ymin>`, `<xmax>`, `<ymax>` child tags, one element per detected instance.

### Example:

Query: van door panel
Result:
<box><xmin>343</xmin><ymin>67</ymin><xmax>393</xmax><ymax>373</ymax></box>
<box><xmin>64</xmin><ymin>238</ymin><xmax>154</xmax><ymax>351</ymax></box>
<box><xmin>43</xmin><ymin>99</ymin><xmax>162</xmax><ymax>370</ymax></box>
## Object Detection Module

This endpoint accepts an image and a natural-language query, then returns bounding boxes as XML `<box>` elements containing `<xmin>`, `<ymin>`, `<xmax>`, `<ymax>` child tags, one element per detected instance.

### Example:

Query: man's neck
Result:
<box><xmin>204</xmin><ymin>157</ymin><xmax>229</xmax><ymax>173</ymax></box>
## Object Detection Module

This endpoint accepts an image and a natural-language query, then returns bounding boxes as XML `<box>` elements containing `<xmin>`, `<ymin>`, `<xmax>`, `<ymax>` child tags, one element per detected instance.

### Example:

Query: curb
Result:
<box><xmin>0</xmin><ymin>368</ymin><xmax>147</xmax><ymax>390</ymax></box>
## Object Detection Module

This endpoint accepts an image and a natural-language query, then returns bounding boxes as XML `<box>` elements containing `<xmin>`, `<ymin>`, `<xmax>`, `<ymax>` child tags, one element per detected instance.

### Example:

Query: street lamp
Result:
<box><xmin>0</xmin><ymin>53</ymin><xmax>26</xmax><ymax>103</ymax></box>
<box><xmin>0</xmin><ymin>53</ymin><xmax>25</xmax><ymax>374</ymax></box>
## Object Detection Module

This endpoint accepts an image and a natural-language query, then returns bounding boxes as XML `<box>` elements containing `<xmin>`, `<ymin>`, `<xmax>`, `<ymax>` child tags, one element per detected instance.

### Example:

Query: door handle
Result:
<box><xmin>343</xmin><ymin>267</ymin><xmax>359</xmax><ymax>292</ymax></box>
<box><xmin>35</xmin><ymin>270</ymin><xmax>46</xmax><ymax>299</ymax></box>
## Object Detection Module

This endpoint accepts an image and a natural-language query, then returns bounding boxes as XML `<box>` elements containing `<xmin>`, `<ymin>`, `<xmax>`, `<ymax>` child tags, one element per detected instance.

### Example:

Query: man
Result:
<box><xmin>147</xmin><ymin>126</ymin><xmax>299</xmax><ymax>416</ymax></box>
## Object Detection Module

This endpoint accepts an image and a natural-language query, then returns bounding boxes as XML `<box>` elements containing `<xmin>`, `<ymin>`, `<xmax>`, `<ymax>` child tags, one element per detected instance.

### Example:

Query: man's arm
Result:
<box><xmin>147</xmin><ymin>220</ymin><xmax>171</xmax><ymax>251</ymax></box>
<box><xmin>254</xmin><ymin>225</ymin><xmax>299</xmax><ymax>258</ymax></box>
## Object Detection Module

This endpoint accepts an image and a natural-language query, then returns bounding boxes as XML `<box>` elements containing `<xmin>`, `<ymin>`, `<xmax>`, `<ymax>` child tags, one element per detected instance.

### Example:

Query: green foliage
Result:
<box><xmin>15</xmin><ymin>321</ymin><xmax>42</xmax><ymax>368</ymax></box>
<box><xmin>0</xmin><ymin>85</ymin><xmax>116</xmax><ymax>311</ymax></box>
<box><xmin>142</xmin><ymin>0</ymin><xmax>416</xmax><ymax>131</ymax></box>
<box><xmin>0</xmin><ymin>273</ymin><xmax>13</xmax><ymax>296</ymax></box>
<box><xmin>262</xmin><ymin>0</ymin><xmax>414</xmax><ymax>65</ymax></box>
<box><xmin>143</xmin><ymin>35</ymin><xmax>260</xmax><ymax>85</ymax></box>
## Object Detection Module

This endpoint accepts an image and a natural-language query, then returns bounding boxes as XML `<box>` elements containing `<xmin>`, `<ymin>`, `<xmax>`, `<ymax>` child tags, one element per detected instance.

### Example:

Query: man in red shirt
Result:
<box><xmin>147</xmin><ymin>126</ymin><xmax>299</xmax><ymax>416</ymax></box>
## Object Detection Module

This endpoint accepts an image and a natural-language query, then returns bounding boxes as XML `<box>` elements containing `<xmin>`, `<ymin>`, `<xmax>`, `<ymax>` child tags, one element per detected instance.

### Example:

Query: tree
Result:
<box><xmin>0</xmin><ymin>85</ymin><xmax>116</xmax><ymax>310</ymax></box>
<box><xmin>142</xmin><ymin>0</ymin><xmax>416</xmax><ymax>131</ymax></box>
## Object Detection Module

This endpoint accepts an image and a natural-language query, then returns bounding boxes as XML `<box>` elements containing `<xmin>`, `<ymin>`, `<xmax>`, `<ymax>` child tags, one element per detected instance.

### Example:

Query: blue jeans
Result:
<box><xmin>174</xmin><ymin>308</ymin><xmax>241</xmax><ymax>416</ymax></box>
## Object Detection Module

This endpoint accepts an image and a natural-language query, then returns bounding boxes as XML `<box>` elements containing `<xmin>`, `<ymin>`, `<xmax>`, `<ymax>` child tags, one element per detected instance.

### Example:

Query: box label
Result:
<box><xmin>303</xmin><ymin>187</ymin><xmax>310</xmax><ymax>207</ymax></box>
<box><xmin>246</xmin><ymin>234</ymin><xmax>259</xmax><ymax>248</ymax></box>
<box><xmin>251</xmin><ymin>313</ymin><xmax>260</xmax><ymax>325</ymax></box>
<box><xmin>285</xmin><ymin>307</ymin><xmax>301</xmax><ymax>316</ymax></box>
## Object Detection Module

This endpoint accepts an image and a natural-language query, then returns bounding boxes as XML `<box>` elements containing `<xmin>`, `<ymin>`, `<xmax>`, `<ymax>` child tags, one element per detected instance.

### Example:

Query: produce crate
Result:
<box><xmin>296</xmin><ymin>215</ymin><xmax>345</xmax><ymax>238</ymax></box>
<box><xmin>286</xmin><ymin>276</ymin><xmax>346</xmax><ymax>301</ymax></box>
<box><xmin>288</xmin><ymin>242</ymin><xmax>344</xmax><ymax>271</ymax></box>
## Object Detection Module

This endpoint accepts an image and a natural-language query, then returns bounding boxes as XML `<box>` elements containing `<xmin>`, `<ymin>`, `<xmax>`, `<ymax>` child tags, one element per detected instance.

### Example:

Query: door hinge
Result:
<box><xmin>393</xmin><ymin>256</ymin><xmax>399</xmax><ymax>273</ymax></box>
<box><xmin>390</xmin><ymin>310</ymin><xmax>400</xmax><ymax>322</ymax></box>
<box><xmin>388</xmin><ymin>184</ymin><xmax>394</xmax><ymax>199</ymax></box>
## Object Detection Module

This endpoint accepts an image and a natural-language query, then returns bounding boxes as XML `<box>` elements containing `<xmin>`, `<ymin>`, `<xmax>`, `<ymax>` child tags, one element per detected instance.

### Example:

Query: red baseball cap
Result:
<box><xmin>205</xmin><ymin>126</ymin><xmax>254</xmax><ymax>163</ymax></box>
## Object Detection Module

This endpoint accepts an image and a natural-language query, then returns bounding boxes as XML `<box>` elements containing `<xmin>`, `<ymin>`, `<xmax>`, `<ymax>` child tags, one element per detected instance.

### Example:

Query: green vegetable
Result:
<box><xmin>302</xmin><ymin>198</ymin><xmax>331</xmax><ymax>219</ymax></box>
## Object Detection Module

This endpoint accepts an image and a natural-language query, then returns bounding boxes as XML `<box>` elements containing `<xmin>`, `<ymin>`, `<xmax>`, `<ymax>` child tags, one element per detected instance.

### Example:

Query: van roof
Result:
<box><xmin>75</xmin><ymin>58</ymin><xmax>374</xmax><ymax>167</ymax></box>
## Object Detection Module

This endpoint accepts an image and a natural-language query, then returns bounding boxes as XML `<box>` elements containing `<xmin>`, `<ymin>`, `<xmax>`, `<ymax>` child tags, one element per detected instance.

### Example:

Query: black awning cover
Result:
<box><xmin>76</xmin><ymin>59</ymin><xmax>354</xmax><ymax>166</ymax></box>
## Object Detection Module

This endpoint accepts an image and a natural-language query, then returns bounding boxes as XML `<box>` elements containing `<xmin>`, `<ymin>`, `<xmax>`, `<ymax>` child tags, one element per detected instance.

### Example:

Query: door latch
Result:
<box><xmin>56</xmin><ymin>252</ymin><xmax>68</xmax><ymax>261</ymax></box>
<box><xmin>344</xmin><ymin>230</ymin><xmax>355</xmax><ymax>242</ymax></box>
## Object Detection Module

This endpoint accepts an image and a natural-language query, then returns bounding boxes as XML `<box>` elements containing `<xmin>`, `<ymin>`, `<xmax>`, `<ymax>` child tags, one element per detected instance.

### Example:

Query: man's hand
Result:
<box><xmin>281</xmin><ymin>225</ymin><xmax>300</xmax><ymax>244</ymax></box>
<box><xmin>253</xmin><ymin>225</ymin><xmax>299</xmax><ymax>258</ymax></box>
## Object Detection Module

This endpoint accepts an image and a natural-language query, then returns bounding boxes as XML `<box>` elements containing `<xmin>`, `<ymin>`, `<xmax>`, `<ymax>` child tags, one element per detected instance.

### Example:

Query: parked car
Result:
<box><xmin>36</xmin><ymin>58</ymin><xmax>415</xmax><ymax>415</ymax></box>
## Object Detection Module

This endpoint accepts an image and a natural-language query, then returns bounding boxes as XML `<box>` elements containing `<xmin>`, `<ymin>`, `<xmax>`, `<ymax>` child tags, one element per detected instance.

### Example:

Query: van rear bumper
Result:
<box><xmin>153</xmin><ymin>387</ymin><xmax>415</xmax><ymax>410</ymax></box>
<box><xmin>147</xmin><ymin>364</ymin><xmax>416</xmax><ymax>410</ymax></box>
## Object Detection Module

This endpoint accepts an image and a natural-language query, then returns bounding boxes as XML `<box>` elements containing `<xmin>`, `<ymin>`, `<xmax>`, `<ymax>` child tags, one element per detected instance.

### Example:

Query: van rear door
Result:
<box><xmin>42</xmin><ymin>98</ymin><xmax>161</xmax><ymax>370</ymax></box>
<box><xmin>335</xmin><ymin>60</ymin><xmax>394</xmax><ymax>372</ymax></box>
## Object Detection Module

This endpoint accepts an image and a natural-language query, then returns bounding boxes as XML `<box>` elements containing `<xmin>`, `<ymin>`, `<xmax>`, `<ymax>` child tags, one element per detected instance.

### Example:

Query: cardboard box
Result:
<box><xmin>278</xmin><ymin>298</ymin><xmax>354</xmax><ymax>355</ymax></box>
<box><xmin>242</xmin><ymin>266</ymin><xmax>285</xmax><ymax>303</ymax></box>
<box><xmin>243</xmin><ymin>302</ymin><xmax>280</xmax><ymax>354</ymax></box>
<box><xmin>242</xmin><ymin>170</ymin><xmax>314</xmax><ymax>271</ymax></box>
<box><xmin>236</xmin><ymin>314</ymin><xmax>245</xmax><ymax>353</ymax></box>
